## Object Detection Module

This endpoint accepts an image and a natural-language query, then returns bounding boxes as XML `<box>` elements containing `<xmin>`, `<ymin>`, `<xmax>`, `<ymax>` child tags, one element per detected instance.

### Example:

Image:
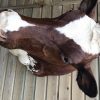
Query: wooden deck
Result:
<box><xmin>0</xmin><ymin>0</ymin><xmax>100</xmax><ymax>100</ymax></box>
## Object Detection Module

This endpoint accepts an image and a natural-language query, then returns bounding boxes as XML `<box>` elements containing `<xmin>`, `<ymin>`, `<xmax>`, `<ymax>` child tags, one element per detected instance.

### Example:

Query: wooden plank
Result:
<box><xmin>59</xmin><ymin>74</ymin><xmax>71</xmax><ymax>100</ymax></box>
<box><xmin>0</xmin><ymin>0</ymin><xmax>8</xmax><ymax>7</ymax></box>
<box><xmin>2</xmin><ymin>54</ymin><xmax>17</xmax><ymax>100</ymax></box>
<box><xmin>98</xmin><ymin>3</ymin><xmax>100</xmax><ymax>22</ymax></box>
<box><xmin>16</xmin><ymin>0</ymin><xmax>25</xmax><ymax>6</ymax></box>
<box><xmin>46</xmin><ymin>76</ymin><xmax>59</xmax><ymax>100</ymax></box>
<box><xmin>52</xmin><ymin>0</ymin><xmax>62</xmax><ymax>4</ymax></box>
<box><xmin>34</xmin><ymin>0</ymin><xmax>44</xmax><ymax>3</ymax></box>
<box><xmin>24</xmin><ymin>0</ymin><xmax>34</xmax><ymax>4</ymax></box>
<box><xmin>42</xmin><ymin>5</ymin><xmax>52</xmax><ymax>18</ymax></box>
<box><xmin>52</xmin><ymin>5</ymin><xmax>62</xmax><ymax>17</ymax></box>
<box><xmin>0</xmin><ymin>48</ymin><xmax>9</xmax><ymax>100</ymax></box>
<box><xmin>52</xmin><ymin>0</ymin><xmax>62</xmax><ymax>18</ymax></box>
<box><xmin>23</xmin><ymin>73</ymin><xmax>36</xmax><ymax>100</ymax></box>
<box><xmin>32</xmin><ymin>0</ymin><xmax>42</xmax><ymax>18</ymax></box>
<box><xmin>43</xmin><ymin>0</ymin><xmax>52</xmax><ymax>5</ymax></box>
<box><xmin>62</xmin><ymin>4</ymin><xmax>73</xmax><ymax>13</ymax></box>
<box><xmin>32</xmin><ymin>7</ymin><xmax>42</xmax><ymax>18</ymax></box>
<box><xmin>0</xmin><ymin>0</ymin><xmax>1</xmax><ymax>6</ymax></box>
<box><xmin>23</xmin><ymin>0</ymin><xmax>34</xmax><ymax>17</ymax></box>
<box><xmin>72</xmin><ymin>71</ymin><xmax>85</xmax><ymax>100</ymax></box>
<box><xmin>12</xmin><ymin>62</ymin><xmax>26</xmax><ymax>100</ymax></box>
<box><xmin>8</xmin><ymin>0</ymin><xmax>16</xmax><ymax>6</ymax></box>
<box><xmin>34</xmin><ymin>77</ymin><xmax>47</xmax><ymax>100</ymax></box>
<box><xmin>73</xmin><ymin>3</ymin><xmax>80</xmax><ymax>10</ymax></box>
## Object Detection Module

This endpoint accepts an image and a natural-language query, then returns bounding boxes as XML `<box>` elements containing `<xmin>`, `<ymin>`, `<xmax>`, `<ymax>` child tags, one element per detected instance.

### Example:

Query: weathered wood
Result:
<box><xmin>59</xmin><ymin>74</ymin><xmax>71</xmax><ymax>100</ymax></box>
<box><xmin>72</xmin><ymin>71</ymin><xmax>85</xmax><ymax>100</ymax></box>
<box><xmin>0</xmin><ymin>48</ymin><xmax>9</xmax><ymax>100</ymax></box>
<box><xmin>98</xmin><ymin>2</ymin><xmax>100</xmax><ymax>22</ymax></box>
<box><xmin>42</xmin><ymin>5</ymin><xmax>52</xmax><ymax>18</ymax></box>
<box><xmin>16</xmin><ymin>0</ymin><xmax>25</xmax><ymax>6</ymax></box>
<box><xmin>0</xmin><ymin>0</ymin><xmax>8</xmax><ymax>7</ymax></box>
<box><xmin>2</xmin><ymin>54</ymin><xmax>17</xmax><ymax>100</ymax></box>
<box><xmin>23</xmin><ymin>72</ymin><xmax>36</xmax><ymax>100</ymax></box>
<box><xmin>62</xmin><ymin>4</ymin><xmax>73</xmax><ymax>13</ymax></box>
<box><xmin>46</xmin><ymin>76</ymin><xmax>59</xmax><ymax>100</ymax></box>
<box><xmin>12</xmin><ymin>62</ymin><xmax>26</xmax><ymax>100</ymax></box>
<box><xmin>35</xmin><ymin>77</ymin><xmax>47</xmax><ymax>100</ymax></box>
<box><xmin>8</xmin><ymin>0</ymin><xmax>16</xmax><ymax>6</ymax></box>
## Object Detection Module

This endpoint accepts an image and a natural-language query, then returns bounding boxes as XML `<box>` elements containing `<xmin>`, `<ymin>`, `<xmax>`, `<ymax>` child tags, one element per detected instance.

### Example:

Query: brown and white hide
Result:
<box><xmin>0</xmin><ymin>0</ymin><xmax>99</xmax><ymax>98</ymax></box>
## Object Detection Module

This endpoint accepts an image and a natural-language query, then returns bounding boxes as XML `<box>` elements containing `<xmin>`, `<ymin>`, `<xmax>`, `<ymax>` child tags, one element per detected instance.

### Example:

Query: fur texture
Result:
<box><xmin>0</xmin><ymin>0</ymin><xmax>99</xmax><ymax>98</ymax></box>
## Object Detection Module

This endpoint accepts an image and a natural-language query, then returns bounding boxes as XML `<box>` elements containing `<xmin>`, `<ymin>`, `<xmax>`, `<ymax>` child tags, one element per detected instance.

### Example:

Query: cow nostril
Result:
<box><xmin>29</xmin><ymin>65</ymin><xmax>33</xmax><ymax>69</ymax></box>
<box><xmin>64</xmin><ymin>57</ymin><xmax>69</xmax><ymax>63</ymax></box>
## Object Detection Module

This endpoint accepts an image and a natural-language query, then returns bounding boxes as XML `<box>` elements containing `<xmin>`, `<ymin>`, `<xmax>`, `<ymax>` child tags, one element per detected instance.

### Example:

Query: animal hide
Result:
<box><xmin>0</xmin><ymin>0</ymin><xmax>99</xmax><ymax>98</ymax></box>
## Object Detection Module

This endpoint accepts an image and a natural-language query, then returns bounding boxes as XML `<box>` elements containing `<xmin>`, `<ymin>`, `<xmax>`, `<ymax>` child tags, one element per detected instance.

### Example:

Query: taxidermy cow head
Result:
<box><xmin>0</xmin><ymin>0</ymin><xmax>99</xmax><ymax>98</ymax></box>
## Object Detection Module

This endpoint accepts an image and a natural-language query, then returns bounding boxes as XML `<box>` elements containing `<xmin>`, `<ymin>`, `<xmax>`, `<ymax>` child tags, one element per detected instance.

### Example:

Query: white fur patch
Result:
<box><xmin>9</xmin><ymin>49</ymin><xmax>37</xmax><ymax>67</ymax></box>
<box><xmin>56</xmin><ymin>15</ymin><xmax>100</xmax><ymax>55</ymax></box>
<box><xmin>9</xmin><ymin>49</ymin><xmax>30</xmax><ymax>65</ymax></box>
<box><xmin>0</xmin><ymin>9</ymin><xmax>35</xmax><ymax>32</ymax></box>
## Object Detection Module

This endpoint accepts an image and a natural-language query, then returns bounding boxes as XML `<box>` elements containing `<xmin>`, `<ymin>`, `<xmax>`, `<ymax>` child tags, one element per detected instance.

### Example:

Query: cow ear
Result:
<box><xmin>76</xmin><ymin>65</ymin><xmax>97</xmax><ymax>97</ymax></box>
<box><xmin>79</xmin><ymin>0</ymin><xmax>97</xmax><ymax>19</ymax></box>
<box><xmin>88</xmin><ymin>7</ymin><xmax>97</xmax><ymax>20</ymax></box>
